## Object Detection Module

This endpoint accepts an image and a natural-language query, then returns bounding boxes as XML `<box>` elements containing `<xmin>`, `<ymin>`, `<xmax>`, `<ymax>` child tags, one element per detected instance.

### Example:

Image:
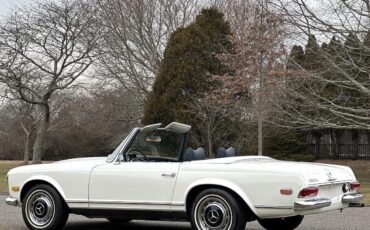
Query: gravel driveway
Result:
<box><xmin>1</xmin><ymin>195</ymin><xmax>369</xmax><ymax>230</ymax></box>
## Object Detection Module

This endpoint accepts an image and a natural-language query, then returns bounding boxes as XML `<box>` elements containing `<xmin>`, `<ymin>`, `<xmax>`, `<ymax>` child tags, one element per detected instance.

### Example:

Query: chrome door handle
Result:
<box><xmin>162</xmin><ymin>172</ymin><xmax>176</xmax><ymax>177</ymax></box>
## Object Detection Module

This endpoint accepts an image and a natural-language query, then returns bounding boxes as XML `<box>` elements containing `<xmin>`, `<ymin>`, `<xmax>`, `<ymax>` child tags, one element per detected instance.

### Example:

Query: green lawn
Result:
<box><xmin>0</xmin><ymin>161</ymin><xmax>24</xmax><ymax>194</ymax></box>
<box><xmin>0</xmin><ymin>160</ymin><xmax>369</xmax><ymax>204</ymax></box>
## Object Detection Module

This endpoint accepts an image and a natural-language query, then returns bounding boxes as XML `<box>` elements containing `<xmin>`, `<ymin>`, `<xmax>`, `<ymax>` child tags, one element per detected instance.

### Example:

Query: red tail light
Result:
<box><xmin>298</xmin><ymin>187</ymin><xmax>319</xmax><ymax>198</ymax></box>
<box><xmin>350</xmin><ymin>182</ymin><xmax>360</xmax><ymax>191</ymax></box>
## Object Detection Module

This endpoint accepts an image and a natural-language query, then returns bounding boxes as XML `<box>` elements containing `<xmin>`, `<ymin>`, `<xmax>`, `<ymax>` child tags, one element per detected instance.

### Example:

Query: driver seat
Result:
<box><xmin>183</xmin><ymin>147</ymin><xmax>206</xmax><ymax>161</ymax></box>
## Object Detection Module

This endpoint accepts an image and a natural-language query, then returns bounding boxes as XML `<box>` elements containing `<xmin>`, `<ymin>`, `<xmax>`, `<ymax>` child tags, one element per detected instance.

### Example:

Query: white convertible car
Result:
<box><xmin>6</xmin><ymin>122</ymin><xmax>364</xmax><ymax>230</ymax></box>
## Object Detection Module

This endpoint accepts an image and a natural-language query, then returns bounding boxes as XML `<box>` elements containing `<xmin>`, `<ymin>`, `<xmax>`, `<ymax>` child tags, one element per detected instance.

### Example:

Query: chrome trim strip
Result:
<box><xmin>294</xmin><ymin>197</ymin><xmax>331</xmax><ymax>211</ymax></box>
<box><xmin>254</xmin><ymin>205</ymin><xmax>293</xmax><ymax>210</ymax></box>
<box><xmin>89</xmin><ymin>201</ymin><xmax>171</xmax><ymax>205</ymax></box>
<box><xmin>66</xmin><ymin>199</ymin><xmax>185</xmax><ymax>207</ymax></box>
<box><xmin>308</xmin><ymin>180</ymin><xmax>351</xmax><ymax>186</ymax></box>
<box><xmin>66</xmin><ymin>200</ymin><xmax>88</xmax><ymax>204</ymax></box>
<box><xmin>90</xmin><ymin>201</ymin><xmax>171</xmax><ymax>205</ymax></box>
<box><xmin>5</xmin><ymin>197</ymin><xmax>18</xmax><ymax>206</ymax></box>
<box><xmin>89</xmin><ymin>200</ymin><xmax>184</xmax><ymax>206</ymax></box>
<box><xmin>171</xmin><ymin>202</ymin><xmax>185</xmax><ymax>207</ymax></box>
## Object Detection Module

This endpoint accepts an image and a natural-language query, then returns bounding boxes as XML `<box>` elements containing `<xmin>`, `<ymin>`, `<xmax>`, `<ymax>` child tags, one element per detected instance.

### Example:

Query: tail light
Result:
<box><xmin>298</xmin><ymin>187</ymin><xmax>319</xmax><ymax>198</ymax></box>
<box><xmin>350</xmin><ymin>182</ymin><xmax>360</xmax><ymax>191</ymax></box>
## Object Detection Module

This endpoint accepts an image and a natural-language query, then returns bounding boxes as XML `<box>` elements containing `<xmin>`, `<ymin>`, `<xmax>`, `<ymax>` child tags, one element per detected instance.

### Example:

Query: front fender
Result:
<box><xmin>19</xmin><ymin>175</ymin><xmax>67</xmax><ymax>202</ymax></box>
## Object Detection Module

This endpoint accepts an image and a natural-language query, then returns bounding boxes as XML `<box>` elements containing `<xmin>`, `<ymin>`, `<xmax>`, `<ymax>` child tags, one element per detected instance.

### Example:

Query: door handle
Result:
<box><xmin>162</xmin><ymin>172</ymin><xmax>176</xmax><ymax>177</ymax></box>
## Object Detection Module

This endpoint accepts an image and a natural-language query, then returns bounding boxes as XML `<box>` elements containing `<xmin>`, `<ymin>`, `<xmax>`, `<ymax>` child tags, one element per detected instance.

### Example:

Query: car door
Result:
<box><xmin>89</xmin><ymin>161</ymin><xmax>180</xmax><ymax>210</ymax></box>
<box><xmin>89</xmin><ymin>129</ymin><xmax>184</xmax><ymax>211</ymax></box>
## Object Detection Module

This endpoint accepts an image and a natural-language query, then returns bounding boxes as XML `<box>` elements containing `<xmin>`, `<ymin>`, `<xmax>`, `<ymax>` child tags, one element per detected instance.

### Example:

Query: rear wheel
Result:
<box><xmin>22</xmin><ymin>184</ymin><xmax>69</xmax><ymax>230</ymax></box>
<box><xmin>190</xmin><ymin>188</ymin><xmax>246</xmax><ymax>230</ymax></box>
<box><xmin>258</xmin><ymin>215</ymin><xmax>304</xmax><ymax>230</ymax></box>
<box><xmin>107</xmin><ymin>217</ymin><xmax>132</xmax><ymax>223</ymax></box>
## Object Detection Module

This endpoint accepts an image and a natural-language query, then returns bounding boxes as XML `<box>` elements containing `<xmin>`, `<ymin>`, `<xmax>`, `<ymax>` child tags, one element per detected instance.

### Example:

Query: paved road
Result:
<box><xmin>1</xmin><ymin>195</ymin><xmax>369</xmax><ymax>230</ymax></box>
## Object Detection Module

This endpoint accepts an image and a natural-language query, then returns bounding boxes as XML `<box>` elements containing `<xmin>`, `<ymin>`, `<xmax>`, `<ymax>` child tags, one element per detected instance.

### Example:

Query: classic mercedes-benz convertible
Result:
<box><xmin>6</xmin><ymin>122</ymin><xmax>364</xmax><ymax>230</ymax></box>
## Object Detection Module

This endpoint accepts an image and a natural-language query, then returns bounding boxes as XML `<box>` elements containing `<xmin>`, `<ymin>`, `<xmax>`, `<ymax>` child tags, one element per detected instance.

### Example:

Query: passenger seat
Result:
<box><xmin>216</xmin><ymin>147</ymin><xmax>236</xmax><ymax>158</ymax></box>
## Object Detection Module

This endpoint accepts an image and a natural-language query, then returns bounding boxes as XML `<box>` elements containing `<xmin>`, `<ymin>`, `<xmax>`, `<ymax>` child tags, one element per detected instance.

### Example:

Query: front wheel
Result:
<box><xmin>190</xmin><ymin>188</ymin><xmax>247</xmax><ymax>230</ymax></box>
<box><xmin>258</xmin><ymin>215</ymin><xmax>304</xmax><ymax>230</ymax></box>
<box><xmin>22</xmin><ymin>184</ymin><xmax>69</xmax><ymax>230</ymax></box>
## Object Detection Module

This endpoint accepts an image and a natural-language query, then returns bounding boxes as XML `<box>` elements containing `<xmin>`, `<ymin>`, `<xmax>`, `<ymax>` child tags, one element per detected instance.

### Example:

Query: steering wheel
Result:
<box><xmin>126</xmin><ymin>148</ymin><xmax>148</xmax><ymax>162</ymax></box>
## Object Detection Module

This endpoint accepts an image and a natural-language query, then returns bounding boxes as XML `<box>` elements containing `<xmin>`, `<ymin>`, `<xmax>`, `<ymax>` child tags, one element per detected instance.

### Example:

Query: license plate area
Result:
<box><xmin>319</xmin><ymin>183</ymin><xmax>344</xmax><ymax>201</ymax></box>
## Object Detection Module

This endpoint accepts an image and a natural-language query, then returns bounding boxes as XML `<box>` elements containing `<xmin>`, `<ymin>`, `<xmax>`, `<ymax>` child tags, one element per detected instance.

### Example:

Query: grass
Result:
<box><xmin>0</xmin><ymin>161</ymin><xmax>24</xmax><ymax>194</ymax></box>
<box><xmin>0</xmin><ymin>160</ymin><xmax>369</xmax><ymax>204</ymax></box>
<box><xmin>317</xmin><ymin>160</ymin><xmax>370</xmax><ymax>204</ymax></box>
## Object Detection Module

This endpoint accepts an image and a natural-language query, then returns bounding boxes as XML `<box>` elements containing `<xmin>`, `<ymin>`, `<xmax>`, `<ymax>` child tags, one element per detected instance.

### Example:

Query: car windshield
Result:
<box><xmin>127</xmin><ymin>130</ymin><xmax>184</xmax><ymax>160</ymax></box>
<box><xmin>106</xmin><ymin>129</ymin><xmax>137</xmax><ymax>162</ymax></box>
<box><xmin>106</xmin><ymin>140</ymin><xmax>125</xmax><ymax>162</ymax></box>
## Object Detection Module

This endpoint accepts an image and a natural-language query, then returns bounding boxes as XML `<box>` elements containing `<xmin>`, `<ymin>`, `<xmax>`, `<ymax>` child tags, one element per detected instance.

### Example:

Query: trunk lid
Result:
<box><xmin>198</xmin><ymin>156</ymin><xmax>356</xmax><ymax>185</ymax></box>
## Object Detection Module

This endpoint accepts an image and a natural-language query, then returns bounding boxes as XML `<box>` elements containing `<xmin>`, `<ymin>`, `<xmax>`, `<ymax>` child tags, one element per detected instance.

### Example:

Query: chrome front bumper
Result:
<box><xmin>5</xmin><ymin>197</ymin><xmax>17</xmax><ymax>206</ymax></box>
<box><xmin>294</xmin><ymin>192</ymin><xmax>364</xmax><ymax>211</ymax></box>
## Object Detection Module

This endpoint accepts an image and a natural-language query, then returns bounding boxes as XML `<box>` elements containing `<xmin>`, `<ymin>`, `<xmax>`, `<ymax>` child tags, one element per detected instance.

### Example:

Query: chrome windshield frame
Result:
<box><xmin>106</xmin><ymin>128</ymin><xmax>140</xmax><ymax>163</ymax></box>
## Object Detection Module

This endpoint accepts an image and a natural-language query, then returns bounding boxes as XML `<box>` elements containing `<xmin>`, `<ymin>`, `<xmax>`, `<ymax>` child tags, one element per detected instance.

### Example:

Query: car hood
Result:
<box><xmin>189</xmin><ymin>156</ymin><xmax>356</xmax><ymax>185</ymax></box>
<box><xmin>8</xmin><ymin>157</ymin><xmax>107</xmax><ymax>175</ymax></box>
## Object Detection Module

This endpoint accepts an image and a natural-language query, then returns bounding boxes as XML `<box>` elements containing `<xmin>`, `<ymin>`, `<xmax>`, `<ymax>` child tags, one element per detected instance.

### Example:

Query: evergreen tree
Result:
<box><xmin>264</xmin><ymin>128</ymin><xmax>313</xmax><ymax>161</ymax></box>
<box><xmin>321</xmin><ymin>42</ymin><xmax>328</xmax><ymax>52</ymax></box>
<box><xmin>321</xmin><ymin>37</ymin><xmax>343</xmax><ymax>95</ymax></box>
<box><xmin>342</xmin><ymin>33</ymin><xmax>368</xmax><ymax>108</ymax></box>
<box><xmin>142</xmin><ymin>8</ymin><xmax>232</xmax><ymax>125</ymax></box>
<box><xmin>303</xmin><ymin>35</ymin><xmax>321</xmax><ymax>70</ymax></box>
<box><xmin>287</xmin><ymin>45</ymin><xmax>305</xmax><ymax>69</ymax></box>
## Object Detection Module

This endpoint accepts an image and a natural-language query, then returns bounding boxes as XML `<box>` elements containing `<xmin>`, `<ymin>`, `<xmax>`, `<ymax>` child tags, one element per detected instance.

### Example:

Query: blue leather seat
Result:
<box><xmin>216</xmin><ymin>147</ymin><xmax>236</xmax><ymax>158</ymax></box>
<box><xmin>183</xmin><ymin>147</ymin><xmax>206</xmax><ymax>161</ymax></box>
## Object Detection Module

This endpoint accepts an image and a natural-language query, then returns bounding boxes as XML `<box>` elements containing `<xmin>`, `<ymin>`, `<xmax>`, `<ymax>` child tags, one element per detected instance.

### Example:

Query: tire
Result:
<box><xmin>258</xmin><ymin>215</ymin><xmax>304</xmax><ymax>230</ymax></box>
<box><xmin>190</xmin><ymin>188</ymin><xmax>247</xmax><ymax>230</ymax></box>
<box><xmin>22</xmin><ymin>184</ymin><xmax>69</xmax><ymax>230</ymax></box>
<box><xmin>107</xmin><ymin>217</ymin><xmax>132</xmax><ymax>223</ymax></box>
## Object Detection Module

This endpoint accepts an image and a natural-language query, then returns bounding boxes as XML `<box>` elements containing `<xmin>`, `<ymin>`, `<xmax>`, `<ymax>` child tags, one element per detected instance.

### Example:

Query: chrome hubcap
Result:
<box><xmin>26</xmin><ymin>190</ymin><xmax>55</xmax><ymax>228</ymax></box>
<box><xmin>195</xmin><ymin>195</ymin><xmax>232</xmax><ymax>230</ymax></box>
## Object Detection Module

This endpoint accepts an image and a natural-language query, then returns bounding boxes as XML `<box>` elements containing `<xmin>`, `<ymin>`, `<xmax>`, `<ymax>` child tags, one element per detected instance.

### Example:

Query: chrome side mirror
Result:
<box><xmin>114</xmin><ymin>155</ymin><xmax>124</xmax><ymax>165</ymax></box>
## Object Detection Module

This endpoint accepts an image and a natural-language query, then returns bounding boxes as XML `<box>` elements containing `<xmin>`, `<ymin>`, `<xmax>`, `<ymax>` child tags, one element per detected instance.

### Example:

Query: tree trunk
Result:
<box><xmin>329</xmin><ymin>129</ymin><xmax>333</xmax><ymax>157</ymax></box>
<box><xmin>207</xmin><ymin>123</ymin><xmax>213</xmax><ymax>157</ymax></box>
<box><xmin>257</xmin><ymin>55</ymin><xmax>264</xmax><ymax>156</ymax></box>
<box><xmin>352</xmin><ymin>130</ymin><xmax>359</xmax><ymax>160</ymax></box>
<box><xmin>312</xmin><ymin>130</ymin><xmax>322</xmax><ymax>159</ymax></box>
<box><xmin>334</xmin><ymin>130</ymin><xmax>342</xmax><ymax>159</ymax></box>
<box><xmin>32</xmin><ymin>104</ymin><xmax>50</xmax><ymax>164</ymax></box>
<box><xmin>23</xmin><ymin>132</ymin><xmax>32</xmax><ymax>165</ymax></box>
<box><xmin>20</xmin><ymin>121</ymin><xmax>33</xmax><ymax>165</ymax></box>
<box><xmin>258</xmin><ymin>116</ymin><xmax>263</xmax><ymax>156</ymax></box>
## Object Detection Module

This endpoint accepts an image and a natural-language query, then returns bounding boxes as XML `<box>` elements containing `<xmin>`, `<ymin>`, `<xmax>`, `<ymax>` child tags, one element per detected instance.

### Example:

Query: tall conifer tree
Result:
<box><xmin>142</xmin><ymin>8</ymin><xmax>232</xmax><ymax>125</ymax></box>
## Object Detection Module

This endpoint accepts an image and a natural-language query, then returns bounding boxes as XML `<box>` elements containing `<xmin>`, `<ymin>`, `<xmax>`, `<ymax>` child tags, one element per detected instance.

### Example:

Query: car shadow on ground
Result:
<box><xmin>64</xmin><ymin>221</ymin><xmax>192</xmax><ymax>230</ymax></box>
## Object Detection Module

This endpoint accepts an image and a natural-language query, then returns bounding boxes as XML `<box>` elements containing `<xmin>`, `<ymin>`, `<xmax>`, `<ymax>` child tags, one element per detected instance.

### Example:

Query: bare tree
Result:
<box><xmin>184</xmin><ymin>97</ymin><xmax>234</xmax><ymax>157</ymax></box>
<box><xmin>211</xmin><ymin>0</ymin><xmax>287</xmax><ymax>155</ymax></box>
<box><xmin>270</xmin><ymin>0</ymin><xmax>370</xmax><ymax>130</ymax></box>
<box><xmin>0</xmin><ymin>0</ymin><xmax>100</xmax><ymax>163</ymax></box>
<box><xmin>96</xmin><ymin>0</ymin><xmax>200</xmax><ymax>102</ymax></box>
<box><xmin>4</xmin><ymin>101</ymin><xmax>37</xmax><ymax>164</ymax></box>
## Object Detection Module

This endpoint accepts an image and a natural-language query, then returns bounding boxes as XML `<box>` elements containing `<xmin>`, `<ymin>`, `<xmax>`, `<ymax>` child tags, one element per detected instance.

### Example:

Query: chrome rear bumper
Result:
<box><xmin>342</xmin><ymin>193</ymin><xmax>364</xmax><ymax>204</ymax></box>
<box><xmin>5</xmin><ymin>197</ymin><xmax>17</xmax><ymax>206</ymax></box>
<box><xmin>294</xmin><ymin>197</ymin><xmax>331</xmax><ymax>211</ymax></box>
<box><xmin>294</xmin><ymin>192</ymin><xmax>364</xmax><ymax>211</ymax></box>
